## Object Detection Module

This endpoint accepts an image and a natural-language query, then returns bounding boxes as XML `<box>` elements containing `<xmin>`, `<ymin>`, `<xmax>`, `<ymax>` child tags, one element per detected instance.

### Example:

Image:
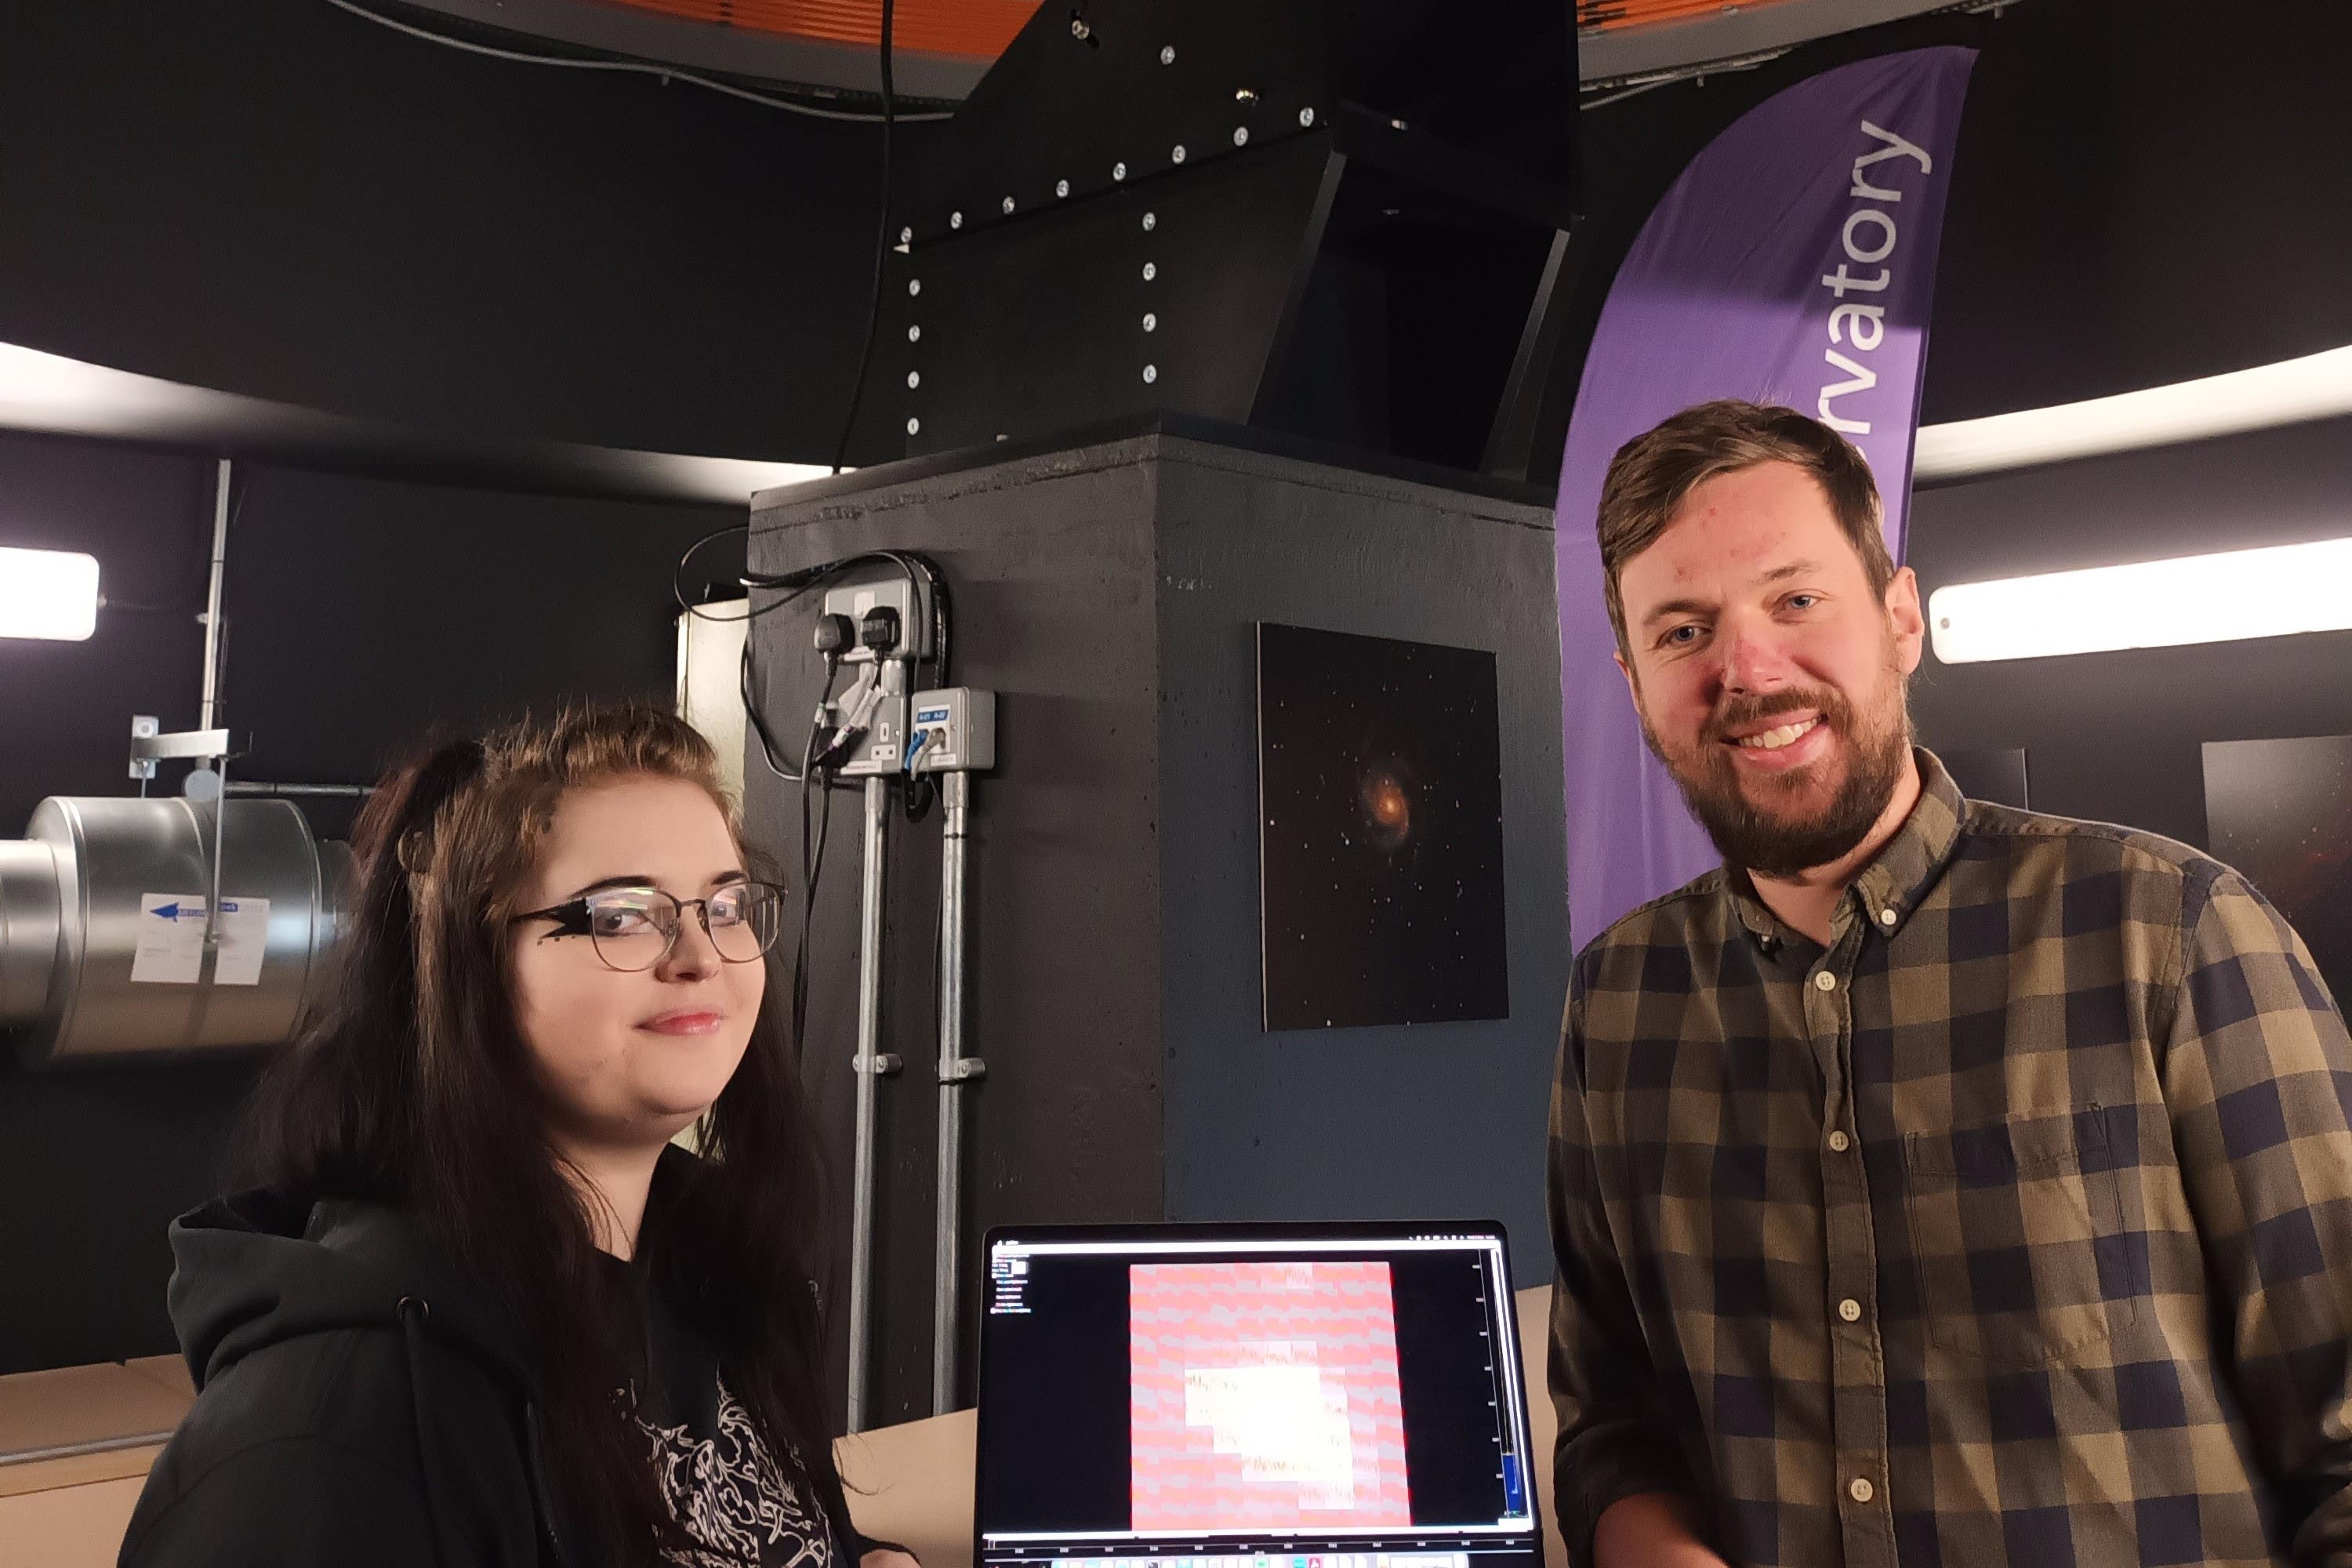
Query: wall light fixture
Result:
<box><xmin>1928</xmin><ymin>536</ymin><xmax>2352</xmax><ymax>664</ymax></box>
<box><xmin>0</xmin><ymin>546</ymin><xmax>101</xmax><ymax>642</ymax></box>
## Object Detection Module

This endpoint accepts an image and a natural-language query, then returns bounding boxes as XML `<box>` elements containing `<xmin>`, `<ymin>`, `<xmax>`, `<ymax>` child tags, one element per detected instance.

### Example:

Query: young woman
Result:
<box><xmin>122</xmin><ymin>706</ymin><xmax>913</xmax><ymax>1568</ymax></box>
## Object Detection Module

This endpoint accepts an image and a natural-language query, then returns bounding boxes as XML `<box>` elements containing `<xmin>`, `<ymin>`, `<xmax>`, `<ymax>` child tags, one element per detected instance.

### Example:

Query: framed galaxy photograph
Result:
<box><xmin>2203</xmin><ymin>735</ymin><xmax>2352</xmax><ymax>1008</ymax></box>
<box><xmin>1256</xmin><ymin>622</ymin><xmax>1508</xmax><ymax>1032</ymax></box>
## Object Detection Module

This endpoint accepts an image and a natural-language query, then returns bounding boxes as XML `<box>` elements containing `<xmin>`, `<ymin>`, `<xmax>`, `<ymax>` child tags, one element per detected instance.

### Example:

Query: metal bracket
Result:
<box><xmin>940</xmin><ymin>1057</ymin><xmax>987</xmax><ymax>1083</ymax></box>
<box><xmin>128</xmin><ymin>716</ymin><xmax>159</xmax><ymax>780</ymax></box>
<box><xmin>852</xmin><ymin>1052</ymin><xmax>904</xmax><ymax>1076</ymax></box>
<box><xmin>128</xmin><ymin>717</ymin><xmax>231</xmax><ymax>779</ymax></box>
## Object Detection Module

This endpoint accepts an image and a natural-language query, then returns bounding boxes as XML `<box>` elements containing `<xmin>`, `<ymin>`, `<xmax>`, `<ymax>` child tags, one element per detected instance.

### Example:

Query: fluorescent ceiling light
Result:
<box><xmin>1915</xmin><ymin>345</ymin><xmax>2352</xmax><ymax>481</ymax></box>
<box><xmin>0</xmin><ymin>546</ymin><xmax>101</xmax><ymax>641</ymax></box>
<box><xmin>1929</xmin><ymin>536</ymin><xmax>2352</xmax><ymax>664</ymax></box>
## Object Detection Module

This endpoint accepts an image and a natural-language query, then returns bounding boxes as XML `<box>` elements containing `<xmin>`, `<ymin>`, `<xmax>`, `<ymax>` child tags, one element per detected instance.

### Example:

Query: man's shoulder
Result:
<box><xmin>1573</xmin><ymin>867</ymin><xmax>1737</xmax><ymax>976</ymax></box>
<box><xmin>1954</xmin><ymin>799</ymin><xmax>2234</xmax><ymax>901</ymax></box>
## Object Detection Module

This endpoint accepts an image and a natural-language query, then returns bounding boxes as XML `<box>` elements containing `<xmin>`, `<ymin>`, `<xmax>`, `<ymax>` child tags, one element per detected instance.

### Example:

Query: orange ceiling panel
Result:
<box><xmin>1578</xmin><ymin>0</ymin><xmax>1802</xmax><ymax>32</ymax></box>
<box><xmin>601</xmin><ymin>0</ymin><xmax>1784</xmax><ymax>68</ymax></box>
<box><xmin>595</xmin><ymin>0</ymin><xmax>1040</xmax><ymax>59</ymax></box>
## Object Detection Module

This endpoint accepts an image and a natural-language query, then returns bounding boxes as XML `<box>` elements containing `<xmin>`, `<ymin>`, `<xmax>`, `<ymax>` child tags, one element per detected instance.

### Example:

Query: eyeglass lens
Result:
<box><xmin>583</xmin><ymin>884</ymin><xmax>782</xmax><ymax>971</ymax></box>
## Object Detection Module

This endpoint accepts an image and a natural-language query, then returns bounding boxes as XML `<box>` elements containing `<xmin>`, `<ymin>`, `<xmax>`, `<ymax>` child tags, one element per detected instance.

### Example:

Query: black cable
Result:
<box><xmin>829</xmin><ymin>0</ymin><xmax>898</xmax><ymax>474</ymax></box>
<box><xmin>735</xmin><ymin>552</ymin><xmax>932</xmax><ymax>782</ymax></box>
<box><xmin>743</xmin><ymin>638</ymin><xmax>808</xmax><ymax>781</ymax></box>
<box><xmin>923</xmin><ymin>560</ymin><xmax>952</xmax><ymax>688</ymax></box>
<box><xmin>902</xmin><ymin>772</ymin><xmax>935</xmax><ymax>822</ymax></box>
<box><xmin>706</xmin><ymin>540</ymin><xmax>921</xmax><ymax>784</ymax></box>
<box><xmin>675</xmin><ymin>524</ymin><xmax>753</xmax><ymax>622</ymax></box>
<box><xmin>792</xmin><ymin>702</ymin><xmax>822</xmax><ymax>1057</ymax></box>
<box><xmin>791</xmin><ymin>717</ymin><xmax>841</xmax><ymax>1062</ymax></box>
<box><xmin>678</xmin><ymin>539</ymin><xmax>946</xmax><ymax>1062</ymax></box>
<box><xmin>674</xmin><ymin>528</ymin><xmax>929</xmax><ymax>644</ymax></box>
<box><xmin>673</xmin><ymin>524</ymin><xmax>831</xmax><ymax>625</ymax></box>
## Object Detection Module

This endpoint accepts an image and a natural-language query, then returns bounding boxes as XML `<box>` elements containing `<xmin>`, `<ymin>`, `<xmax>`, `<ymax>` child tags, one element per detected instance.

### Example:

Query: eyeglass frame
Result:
<box><xmin>508</xmin><ymin>879</ymin><xmax>788</xmax><ymax>972</ymax></box>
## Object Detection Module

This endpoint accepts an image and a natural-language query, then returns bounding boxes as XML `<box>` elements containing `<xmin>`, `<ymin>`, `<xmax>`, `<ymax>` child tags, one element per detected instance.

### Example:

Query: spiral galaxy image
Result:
<box><xmin>1256</xmin><ymin>622</ymin><xmax>1508</xmax><ymax>1032</ymax></box>
<box><xmin>1359</xmin><ymin>764</ymin><xmax>1414</xmax><ymax>851</ymax></box>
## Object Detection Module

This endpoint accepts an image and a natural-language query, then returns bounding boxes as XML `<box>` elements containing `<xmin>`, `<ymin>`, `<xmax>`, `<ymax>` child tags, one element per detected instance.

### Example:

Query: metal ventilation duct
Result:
<box><xmin>0</xmin><ymin>798</ymin><xmax>352</xmax><ymax>1067</ymax></box>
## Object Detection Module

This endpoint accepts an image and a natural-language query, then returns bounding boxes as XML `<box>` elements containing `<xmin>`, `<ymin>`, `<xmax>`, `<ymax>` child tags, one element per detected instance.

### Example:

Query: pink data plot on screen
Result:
<box><xmin>1129</xmin><ymin>1261</ymin><xmax>1412</xmax><ymax>1531</ymax></box>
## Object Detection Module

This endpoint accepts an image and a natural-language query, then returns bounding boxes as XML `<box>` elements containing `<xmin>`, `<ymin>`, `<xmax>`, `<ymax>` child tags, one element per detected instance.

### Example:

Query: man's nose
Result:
<box><xmin>1716</xmin><ymin>615</ymin><xmax>1795</xmax><ymax>695</ymax></box>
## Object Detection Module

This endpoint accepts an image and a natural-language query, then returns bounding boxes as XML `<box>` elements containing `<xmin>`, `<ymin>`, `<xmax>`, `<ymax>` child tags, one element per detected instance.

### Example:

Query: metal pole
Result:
<box><xmin>200</xmin><ymin>459</ymin><xmax>232</xmax><ymax>953</ymax></box>
<box><xmin>931</xmin><ymin>768</ymin><xmax>982</xmax><ymax>1415</ymax></box>
<box><xmin>199</xmin><ymin>460</ymin><xmax>232</xmax><ymax>733</ymax></box>
<box><xmin>205</xmin><ymin>755</ymin><xmax>230</xmax><ymax>956</ymax></box>
<box><xmin>223</xmin><ymin>782</ymin><xmax>373</xmax><ymax>799</ymax></box>
<box><xmin>845</xmin><ymin>771</ymin><xmax>891</xmax><ymax>1432</ymax></box>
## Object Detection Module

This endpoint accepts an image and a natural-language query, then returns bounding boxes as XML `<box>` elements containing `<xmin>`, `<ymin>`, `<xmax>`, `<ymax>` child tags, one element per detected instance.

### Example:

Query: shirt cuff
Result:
<box><xmin>1558</xmin><ymin>1429</ymin><xmax>1704</xmax><ymax>1568</ymax></box>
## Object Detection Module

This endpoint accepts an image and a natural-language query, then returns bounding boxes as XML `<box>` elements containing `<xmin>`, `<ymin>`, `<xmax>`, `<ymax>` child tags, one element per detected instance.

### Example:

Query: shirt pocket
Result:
<box><xmin>1902</xmin><ymin>1109</ymin><xmax>2137</xmax><ymax>1370</ymax></box>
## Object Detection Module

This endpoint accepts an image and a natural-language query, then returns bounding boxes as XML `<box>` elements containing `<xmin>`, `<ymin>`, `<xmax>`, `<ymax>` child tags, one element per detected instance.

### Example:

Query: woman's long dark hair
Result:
<box><xmin>243</xmin><ymin>705</ymin><xmax>837</xmax><ymax>1561</ymax></box>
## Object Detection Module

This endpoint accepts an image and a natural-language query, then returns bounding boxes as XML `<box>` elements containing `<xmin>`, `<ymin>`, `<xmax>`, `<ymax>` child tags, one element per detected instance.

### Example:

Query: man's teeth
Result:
<box><xmin>1736</xmin><ymin>717</ymin><xmax>1820</xmax><ymax>751</ymax></box>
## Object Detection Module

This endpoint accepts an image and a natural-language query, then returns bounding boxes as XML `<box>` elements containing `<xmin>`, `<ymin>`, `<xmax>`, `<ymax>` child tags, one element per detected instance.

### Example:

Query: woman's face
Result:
<box><xmin>506</xmin><ymin>773</ymin><xmax>766</xmax><ymax>1154</ymax></box>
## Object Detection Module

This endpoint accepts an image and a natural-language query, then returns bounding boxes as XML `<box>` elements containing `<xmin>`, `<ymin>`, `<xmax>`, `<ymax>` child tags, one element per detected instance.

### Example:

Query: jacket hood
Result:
<box><xmin>166</xmin><ymin>1186</ymin><xmax>529</xmax><ymax>1395</ymax></box>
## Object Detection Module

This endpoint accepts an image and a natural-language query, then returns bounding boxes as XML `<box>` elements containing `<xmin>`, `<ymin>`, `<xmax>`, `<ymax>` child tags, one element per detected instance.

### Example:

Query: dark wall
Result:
<box><xmin>747</xmin><ymin>441</ymin><xmax>1174</xmax><ymax>1425</ymax></box>
<box><xmin>0</xmin><ymin>428</ymin><xmax>734</xmax><ymax>1375</ymax></box>
<box><xmin>0</xmin><ymin>0</ymin><xmax>925</xmax><ymax>460</ymax></box>
<box><xmin>1154</xmin><ymin>449</ymin><xmax>1566</xmax><ymax>1285</ymax></box>
<box><xmin>1907</xmin><ymin>416</ymin><xmax>2352</xmax><ymax>851</ymax></box>
<box><xmin>744</xmin><ymin>430</ymin><xmax>1566</xmax><ymax>1424</ymax></box>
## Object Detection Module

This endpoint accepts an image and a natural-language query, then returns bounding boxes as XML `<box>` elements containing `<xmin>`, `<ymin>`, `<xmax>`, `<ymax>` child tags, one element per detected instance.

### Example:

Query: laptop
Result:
<box><xmin>975</xmin><ymin>1221</ymin><xmax>1543</xmax><ymax>1568</ymax></box>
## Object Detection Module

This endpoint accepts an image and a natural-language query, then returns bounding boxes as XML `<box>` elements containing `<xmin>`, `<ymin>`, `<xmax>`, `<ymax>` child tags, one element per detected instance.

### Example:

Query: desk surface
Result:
<box><xmin>0</xmin><ymin>1288</ymin><xmax>1561</xmax><ymax>1568</ymax></box>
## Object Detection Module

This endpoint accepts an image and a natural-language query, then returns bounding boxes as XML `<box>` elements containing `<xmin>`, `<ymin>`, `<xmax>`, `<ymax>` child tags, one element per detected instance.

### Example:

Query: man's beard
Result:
<box><xmin>1641</xmin><ymin>663</ymin><xmax>1912</xmax><ymax>878</ymax></box>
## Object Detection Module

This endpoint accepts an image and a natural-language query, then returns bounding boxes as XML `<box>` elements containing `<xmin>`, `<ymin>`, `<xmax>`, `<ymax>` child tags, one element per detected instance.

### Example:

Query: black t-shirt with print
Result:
<box><xmin>598</xmin><ymin>1250</ymin><xmax>837</xmax><ymax>1568</ymax></box>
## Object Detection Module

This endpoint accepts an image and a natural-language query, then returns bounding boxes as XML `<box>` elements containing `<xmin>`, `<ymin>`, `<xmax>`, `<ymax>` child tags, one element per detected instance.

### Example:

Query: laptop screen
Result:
<box><xmin>975</xmin><ymin>1224</ymin><xmax>1541</xmax><ymax>1568</ymax></box>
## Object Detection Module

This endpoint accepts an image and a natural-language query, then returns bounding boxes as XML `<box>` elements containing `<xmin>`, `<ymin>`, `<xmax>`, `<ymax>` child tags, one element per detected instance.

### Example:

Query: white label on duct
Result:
<box><xmin>213</xmin><ymin>897</ymin><xmax>270</xmax><ymax>986</ymax></box>
<box><xmin>131</xmin><ymin>895</ymin><xmax>272</xmax><ymax>985</ymax></box>
<box><xmin>132</xmin><ymin>895</ymin><xmax>205</xmax><ymax>983</ymax></box>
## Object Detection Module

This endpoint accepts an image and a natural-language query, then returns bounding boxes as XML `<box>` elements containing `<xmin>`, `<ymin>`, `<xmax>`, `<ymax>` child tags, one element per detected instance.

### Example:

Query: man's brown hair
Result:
<box><xmin>1597</xmin><ymin>399</ymin><xmax>1893</xmax><ymax>655</ymax></box>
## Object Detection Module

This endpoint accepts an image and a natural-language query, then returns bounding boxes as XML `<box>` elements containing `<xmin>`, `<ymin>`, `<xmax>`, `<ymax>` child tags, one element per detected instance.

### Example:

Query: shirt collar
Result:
<box><xmin>1724</xmin><ymin>746</ymin><xmax>1968</xmax><ymax>949</ymax></box>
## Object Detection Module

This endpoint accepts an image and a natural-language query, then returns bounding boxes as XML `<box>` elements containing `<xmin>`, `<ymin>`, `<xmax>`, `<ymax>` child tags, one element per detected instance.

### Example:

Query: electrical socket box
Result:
<box><xmin>830</xmin><ymin>664</ymin><xmax>912</xmax><ymax>779</ymax></box>
<box><xmin>909</xmin><ymin>688</ymin><xmax>996</xmax><ymax>774</ymax></box>
<box><xmin>822</xmin><ymin>568</ymin><xmax>934</xmax><ymax>663</ymax></box>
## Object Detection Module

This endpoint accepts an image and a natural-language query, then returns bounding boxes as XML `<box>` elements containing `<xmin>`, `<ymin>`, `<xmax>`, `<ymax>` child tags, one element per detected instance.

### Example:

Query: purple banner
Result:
<box><xmin>1555</xmin><ymin>47</ymin><xmax>1976</xmax><ymax>952</ymax></box>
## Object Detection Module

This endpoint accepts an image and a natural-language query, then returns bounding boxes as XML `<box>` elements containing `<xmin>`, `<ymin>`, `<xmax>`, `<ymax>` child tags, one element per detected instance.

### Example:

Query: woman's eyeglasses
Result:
<box><xmin>510</xmin><ymin>880</ymin><xmax>786</xmax><ymax>972</ymax></box>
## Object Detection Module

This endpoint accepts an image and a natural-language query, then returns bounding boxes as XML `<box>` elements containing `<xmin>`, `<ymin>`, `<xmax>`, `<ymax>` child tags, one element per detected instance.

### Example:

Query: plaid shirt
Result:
<box><xmin>1547</xmin><ymin>750</ymin><xmax>2352</xmax><ymax>1568</ymax></box>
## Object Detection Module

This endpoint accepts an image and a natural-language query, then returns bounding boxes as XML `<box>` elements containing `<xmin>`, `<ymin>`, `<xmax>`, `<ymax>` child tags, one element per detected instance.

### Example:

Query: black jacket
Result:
<box><xmin>119</xmin><ymin>1174</ymin><xmax>879</xmax><ymax>1568</ymax></box>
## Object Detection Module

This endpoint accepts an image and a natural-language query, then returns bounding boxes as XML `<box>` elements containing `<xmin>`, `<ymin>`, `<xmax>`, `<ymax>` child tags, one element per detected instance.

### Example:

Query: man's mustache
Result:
<box><xmin>1702</xmin><ymin>689</ymin><xmax>1848</xmax><ymax>747</ymax></box>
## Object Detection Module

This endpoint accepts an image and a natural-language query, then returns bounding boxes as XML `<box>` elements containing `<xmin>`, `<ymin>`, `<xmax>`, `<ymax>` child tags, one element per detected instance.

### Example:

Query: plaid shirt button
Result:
<box><xmin>1838</xmin><ymin>1298</ymin><xmax>1862</xmax><ymax>1323</ymax></box>
<box><xmin>1828</xmin><ymin>1130</ymin><xmax>1850</xmax><ymax>1152</ymax></box>
<box><xmin>1813</xmin><ymin>971</ymin><xmax>1838</xmax><ymax>992</ymax></box>
<box><xmin>1849</xmin><ymin>1478</ymin><xmax>1875</xmax><ymax>1505</ymax></box>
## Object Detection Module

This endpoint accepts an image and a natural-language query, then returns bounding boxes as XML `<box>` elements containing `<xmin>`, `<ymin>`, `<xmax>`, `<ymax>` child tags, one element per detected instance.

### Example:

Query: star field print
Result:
<box><xmin>1257</xmin><ymin>622</ymin><xmax>1508</xmax><ymax>1030</ymax></box>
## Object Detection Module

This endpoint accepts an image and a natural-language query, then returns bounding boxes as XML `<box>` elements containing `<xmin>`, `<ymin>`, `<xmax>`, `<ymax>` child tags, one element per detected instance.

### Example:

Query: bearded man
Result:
<box><xmin>1547</xmin><ymin>401</ymin><xmax>2352</xmax><ymax>1568</ymax></box>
